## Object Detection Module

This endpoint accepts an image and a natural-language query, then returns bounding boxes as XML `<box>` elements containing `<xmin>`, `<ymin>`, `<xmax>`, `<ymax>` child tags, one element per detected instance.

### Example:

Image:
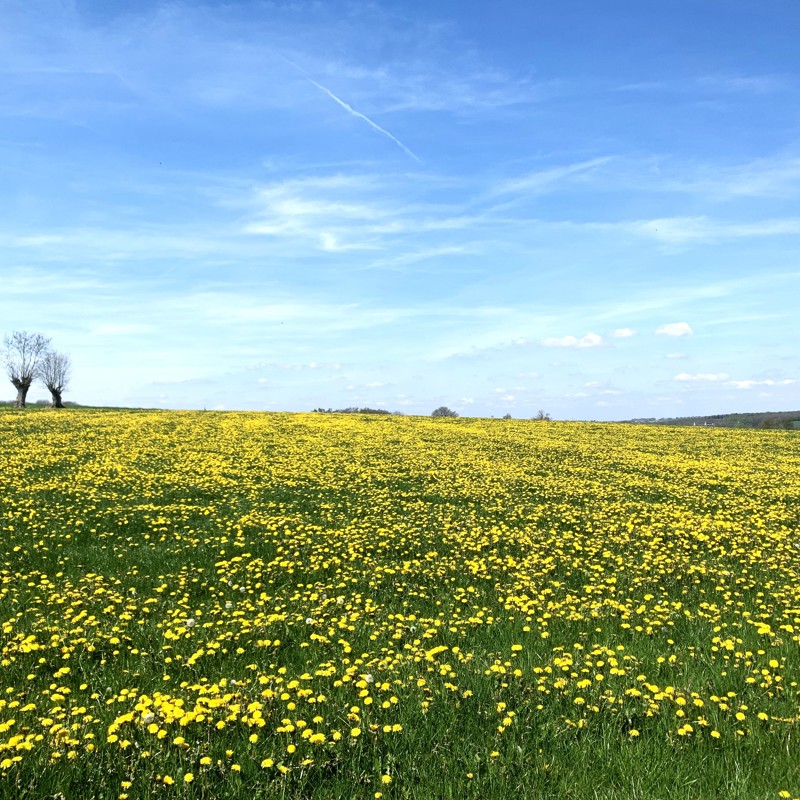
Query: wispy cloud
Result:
<box><xmin>363</xmin><ymin>244</ymin><xmax>480</xmax><ymax>272</ymax></box>
<box><xmin>492</xmin><ymin>157</ymin><xmax>614</xmax><ymax>197</ymax></box>
<box><xmin>696</xmin><ymin>74</ymin><xmax>792</xmax><ymax>95</ymax></box>
<box><xmin>589</xmin><ymin>216</ymin><xmax>800</xmax><ymax>244</ymax></box>
<box><xmin>523</xmin><ymin>152</ymin><xmax>800</xmax><ymax>204</ymax></box>
<box><xmin>674</xmin><ymin>372</ymin><xmax>729</xmax><ymax>382</ymax></box>
<box><xmin>318</xmin><ymin>232</ymin><xmax>380</xmax><ymax>253</ymax></box>
<box><xmin>91</xmin><ymin>324</ymin><xmax>154</xmax><ymax>337</ymax></box>
<box><xmin>728</xmin><ymin>378</ymin><xmax>797</xmax><ymax>389</ymax></box>
<box><xmin>617</xmin><ymin>73</ymin><xmax>791</xmax><ymax>96</ymax></box>
<box><xmin>665</xmin><ymin>155</ymin><xmax>800</xmax><ymax>200</ymax></box>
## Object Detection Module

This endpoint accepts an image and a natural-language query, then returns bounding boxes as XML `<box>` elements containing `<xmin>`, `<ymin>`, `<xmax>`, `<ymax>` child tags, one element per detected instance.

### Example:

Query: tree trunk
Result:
<box><xmin>49</xmin><ymin>388</ymin><xmax>64</xmax><ymax>409</ymax></box>
<box><xmin>11</xmin><ymin>378</ymin><xmax>31</xmax><ymax>408</ymax></box>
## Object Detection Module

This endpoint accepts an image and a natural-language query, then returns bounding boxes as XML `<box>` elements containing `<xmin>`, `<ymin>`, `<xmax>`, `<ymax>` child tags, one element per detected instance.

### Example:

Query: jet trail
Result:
<box><xmin>283</xmin><ymin>57</ymin><xmax>420</xmax><ymax>162</ymax></box>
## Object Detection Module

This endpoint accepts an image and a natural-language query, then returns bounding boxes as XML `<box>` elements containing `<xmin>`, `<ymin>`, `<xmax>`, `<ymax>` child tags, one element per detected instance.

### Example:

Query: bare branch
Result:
<box><xmin>39</xmin><ymin>350</ymin><xmax>71</xmax><ymax>393</ymax></box>
<box><xmin>3</xmin><ymin>330</ymin><xmax>52</xmax><ymax>407</ymax></box>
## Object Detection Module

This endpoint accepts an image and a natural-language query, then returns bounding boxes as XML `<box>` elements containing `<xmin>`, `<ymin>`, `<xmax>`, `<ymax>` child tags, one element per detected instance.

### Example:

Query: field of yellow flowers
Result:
<box><xmin>0</xmin><ymin>408</ymin><xmax>798</xmax><ymax>799</ymax></box>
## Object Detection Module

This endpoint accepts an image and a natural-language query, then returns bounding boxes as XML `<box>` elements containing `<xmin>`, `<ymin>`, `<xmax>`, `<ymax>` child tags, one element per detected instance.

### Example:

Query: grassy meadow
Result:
<box><xmin>0</xmin><ymin>408</ymin><xmax>799</xmax><ymax>799</ymax></box>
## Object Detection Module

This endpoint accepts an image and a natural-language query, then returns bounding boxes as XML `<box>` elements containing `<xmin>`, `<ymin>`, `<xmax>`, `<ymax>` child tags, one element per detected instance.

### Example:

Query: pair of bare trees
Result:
<box><xmin>2</xmin><ymin>331</ymin><xmax>71</xmax><ymax>408</ymax></box>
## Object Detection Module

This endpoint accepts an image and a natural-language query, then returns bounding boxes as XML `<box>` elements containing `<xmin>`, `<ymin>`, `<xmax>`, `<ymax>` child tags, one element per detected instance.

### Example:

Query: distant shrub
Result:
<box><xmin>431</xmin><ymin>406</ymin><xmax>458</xmax><ymax>418</ymax></box>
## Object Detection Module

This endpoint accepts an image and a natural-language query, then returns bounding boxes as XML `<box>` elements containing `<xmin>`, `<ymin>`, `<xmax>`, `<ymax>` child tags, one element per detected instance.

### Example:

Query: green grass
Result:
<box><xmin>0</xmin><ymin>408</ymin><xmax>799</xmax><ymax>799</ymax></box>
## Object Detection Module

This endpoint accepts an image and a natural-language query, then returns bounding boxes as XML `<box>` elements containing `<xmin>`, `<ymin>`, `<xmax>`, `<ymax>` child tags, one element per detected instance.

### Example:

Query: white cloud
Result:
<box><xmin>541</xmin><ymin>332</ymin><xmax>603</xmax><ymax>348</ymax></box>
<box><xmin>611</xmin><ymin>328</ymin><xmax>635</xmax><ymax>338</ymax></box>
<box><xmin>674</xmin><ymin>372</ymin><xmax>729</xmax><ymax>382</ymax></box>
<box><xmin>656</xmin><ymin>322</ymin><xmax>693</xmax><ymax>337</ymax></box>
<box><xmin>579</xmin><ymin>332</ymin><xmax>603</xmax><ymax>348</ymax></box>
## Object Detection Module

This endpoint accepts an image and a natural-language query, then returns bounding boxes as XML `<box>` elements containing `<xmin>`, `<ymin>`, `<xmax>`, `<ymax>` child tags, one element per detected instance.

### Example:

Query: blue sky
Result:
<box><xmin>2</xmin><ymin>0</ymin><xmax>799</xmax><ymax>418</ymax></box>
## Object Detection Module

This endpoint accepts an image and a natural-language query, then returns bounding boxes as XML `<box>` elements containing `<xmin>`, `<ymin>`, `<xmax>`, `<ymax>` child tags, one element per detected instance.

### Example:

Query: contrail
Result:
<box><xmin>283</xmin><ymin>57</ymin><xmax>420</xmax><ymax>162</ymax></box>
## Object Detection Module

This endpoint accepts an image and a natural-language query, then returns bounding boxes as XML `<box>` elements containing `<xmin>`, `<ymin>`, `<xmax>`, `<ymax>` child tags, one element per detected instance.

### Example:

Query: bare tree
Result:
<box><xmin>39</xmin><ymin>350</ymin><xmax>72</xmax><ymax>408</ymax></box>
<box><xmin>3</xmin><ymin>331</ymin><xmax>51</xmax><ymax>408</ymax></box>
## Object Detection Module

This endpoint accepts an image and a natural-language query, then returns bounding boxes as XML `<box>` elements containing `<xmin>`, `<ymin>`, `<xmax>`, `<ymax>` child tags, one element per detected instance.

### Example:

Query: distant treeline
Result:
<box><xmin>313</xmin><ymin>407</ymin><xmax>394</xmax><ymax>415</ymax></box>
<box><xmin>0</xmin><ymin>399</ymin><xmax>81</xmax><ymax>408</ymax></box>
<box><xmin>626</xmin><ymin>410</ymin><xmax>800</xmax><ymax>430</ymax></box>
